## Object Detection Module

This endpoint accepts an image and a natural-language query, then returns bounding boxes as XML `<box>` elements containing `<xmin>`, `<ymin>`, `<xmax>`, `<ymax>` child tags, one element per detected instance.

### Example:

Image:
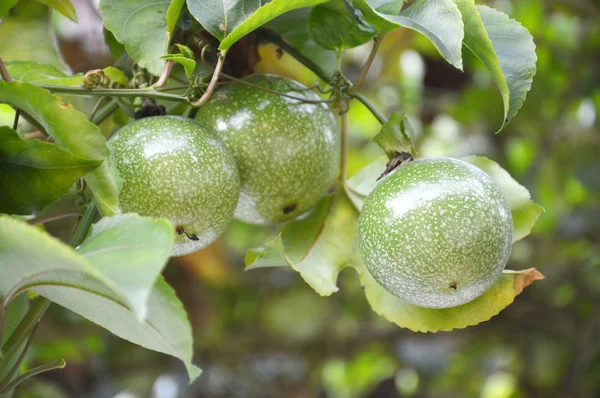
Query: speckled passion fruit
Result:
<box><xmin>196</xmin><ymin>75</ymin><xmax>339</xmax><ymax>225</ymax></box>
<box><xmin>358</xmin><ymin>157</ymin><xmax>513</xmax><ymax>309</ymax></box>
<box><xmin>108</xmin><ymin>116</ymin><xmax>240</xmax><ymax>257</ymax></box>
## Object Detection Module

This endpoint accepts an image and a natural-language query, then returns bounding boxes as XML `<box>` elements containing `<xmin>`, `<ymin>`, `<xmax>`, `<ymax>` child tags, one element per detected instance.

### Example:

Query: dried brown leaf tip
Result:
<box><xmin>514</xmin><ymin>268</ymin><xmax>544</xmax><ymax>293</ymax></box>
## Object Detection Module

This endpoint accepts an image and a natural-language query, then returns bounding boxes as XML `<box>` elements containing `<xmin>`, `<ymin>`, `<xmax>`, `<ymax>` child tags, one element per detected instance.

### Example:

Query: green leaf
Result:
<box><xmin>99</xmin><ymin>0</ymin><xmax>173</xmax><ymax>75</ymax></box>
<box><xmin>0</xmin><ymin>216</ymin><xmax>199</xmax><ymax>381</ymax></box>
<box><xmin>0</xmin><ymin>0</ymin><xmax>20</xmax><ymax>18</ymax></box>
<box><xmin>373</xmin><ymin>112</ymin><xmax>416</xmax><ymax>158</ymax></box>
<box><xmin>166</xmin><ymin>0</ymin><xmax>185</xmax><ymax>36</ymax></box>
<box><xmin>0</xmin><ymin>126</ymin><xmax>101</xmax><ymax>215</ymax></box>
<box><xmin>308</xmin><ymin>0</ymin><xmax>377</xmax><ymax>51</ymax></box>
<box><xmin>476</xmin><ymin>5</ymin><xmax>537</xmax><ymax>130</ymax></box>
<box><xmin>246</xmin><ymin>191</ymin><xmax>358</xmax><ymax>296</ymax></box>
<box><xmin>462</xmin><ymin>155</ymin><xmax>544</xmax><ymax>242</ymax></box>
<box><xmin>0</xmin><ymin>82</ymin><xmax>120</xmax><ymax>215</ymax></box>
<box><xmin>346</xmin><ymin>156</ymin><xmax>387</xmax><ymax>209</ymax></box>
<box><xmin>186</xmin><ymin>0</ymin><xmax>329</xmax><ymax>51</ymax></box>
<box><xmin>162</xmin><ymin>46</ymin><xmax>196</xmax><ymax>82</ymax></box>
<box><xmin>34</xmin><ymin>0</ymin><xmax>77</xmax><ymax>21</ymax></box>
<box><xmin>0</xmin><ymin>0</ymin><xmax>68</xmax><ymax>72</ymax></box>
<box><xmin>103</xmin><ymin>28</ymin><xmax>125</xmax><ymax>62</ymax></box>
<box><xmin>77</xmin><ymin>214</ymin><xmax>174</xmax><ymax>319</ymax></box>
<box><xmin>367</xmin><ymin>0</ymin><xmax>403</xmax><ymax>14</ymax></box>
<box><xmin>354</xmin><ymin>261</ymin><xmax>544</xmax><ymax>332</ymax></box>
<box><xmin>353</xmin><ymin>0</ymin><xmax>464</xmax><ymax>69</ymax></box>
<box><xmin>3</xmin><ymin>61</ymin><xmax>83</xmax><ymax>85</ymax></box>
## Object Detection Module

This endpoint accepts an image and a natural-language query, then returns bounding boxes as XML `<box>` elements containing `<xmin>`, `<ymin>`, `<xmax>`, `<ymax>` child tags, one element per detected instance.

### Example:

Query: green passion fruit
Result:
<box><xmin>108</xmin><ymin>116</ymin><xmax>240</xmax><ymax>256</ymax></box>
<box><xmin>358</xmin><ymin>157</ymin><xmax>513</xmax><ymax>308</ymax></box>
<box><xmin>196</xmin><ymin>75</ymin><xmax>339</xmax><ymax>225</ymax></box>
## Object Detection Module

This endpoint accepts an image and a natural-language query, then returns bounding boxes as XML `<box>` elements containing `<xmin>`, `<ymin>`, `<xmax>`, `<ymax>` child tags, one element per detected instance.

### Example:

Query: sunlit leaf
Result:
<box><xmin>0</xmin><ymin>82</ymin><xmax>120</xmax><ymax>215</ymax></box>
<box><xmin>99</xmin><ymin>0</ymin><xmax>173</xmax><ymax>75</ymax></box>
<box><xmin>477</xmin><ymin>5</ymin><xmax>537</xmax><ymax>130</ymax></box>
<box><xmin>0</xmin><ymin>126</ymin><xmax>101</xmax><ymax>215</ymax></box>
<box><xmin>0</xmin><ymin>215</ymin><xmax>199</xmax><ymax>381</ymax></box>
<box><xmin>0</xmin><ymin>0</ymin><xmax>68</xmax><ymax>72</ymax></box>
<box><xmin>3</xmin><ymin>61</ymin><xmax>83</xmax><ymax>85</ymax></box>
<box><xmin>354</xmin><ymin>0</ymin><xmax>464</xmax><ymax>69</ymax></box>
<box><xmin>246</xmin><ymin>191</ymin><xmax>358</xmax><ymax>296</ymax></box>
<box><xmin>367</xmin><ymin>0</ymin><xmax>403</xmax><ymax>14</ymax></box>
<box><xmin>462</xmin><ymin>155</ymin><xmax>544</xmax><ymax>242</ymax></box>
<box><xmin>35</xmin><ymin>0</ymin><xmax>77</xmax><ymax>21</ymax></box>
<box><xmin>354</xmin><ymin>262</ymin><xmax>543</xmax><ymax>332</ymax></box>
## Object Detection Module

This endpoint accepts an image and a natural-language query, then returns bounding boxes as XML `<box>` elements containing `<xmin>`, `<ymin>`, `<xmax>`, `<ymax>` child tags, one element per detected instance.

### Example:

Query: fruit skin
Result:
<box><xmin>108</xmin><ymin>116</ymin><xmax>240</xmax><ymax>257</ymax></box>
<box><xmin>196</xmin><ymin>75</ymin><xmax>339</xmax><ymax>225</ymax></box>
<box><xmin>358</xmin><ymin>157</ymin><xmax>513</xmax><ymax>309</ymax></box>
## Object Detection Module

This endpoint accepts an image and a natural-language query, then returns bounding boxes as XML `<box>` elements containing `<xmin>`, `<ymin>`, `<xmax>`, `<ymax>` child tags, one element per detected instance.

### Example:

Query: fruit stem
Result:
<box><xmin>90</xmin><ymin>99</ymin><xmax>119</xmax><ymax>126</ymax></box>
<box><xmin>153</xmin><ymin>60</ymin><xmax>175</xmax><ymax>90</ymax></box>
<box><xmin>339</xmin><ymin>108</ymin><xmax>350</xmax><ymax>185</ymax></box>
<box><xmin>0</xmin><ymin>57</ymin><xmax>11</xmax><ymax>83</ymax></box>
<box><xmin>191</xmin><ymin>50</ymin><xmax>228</xmax><ymax>108</ymax></box>
<box><xmin>348</xmin><ymin>34</ymin><xmax>385</xmax><ymax>96</ymax></box>
<box><xmin>350</xmin><ymin>92</ymin><xmax>387</xmax><ymax>125</ymax></box>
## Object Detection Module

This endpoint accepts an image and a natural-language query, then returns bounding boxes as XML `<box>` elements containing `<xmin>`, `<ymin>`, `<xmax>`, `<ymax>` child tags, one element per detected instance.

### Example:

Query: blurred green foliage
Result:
<box><xmin>10</xmin><ymin>0</ymin><xmax>599</xmax><ymax>397</ymax></box>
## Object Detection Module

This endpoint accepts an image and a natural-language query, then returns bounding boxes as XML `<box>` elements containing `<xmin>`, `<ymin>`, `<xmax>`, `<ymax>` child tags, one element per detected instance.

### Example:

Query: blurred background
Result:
<box><xmin>2</xmin><ymin>0</ymin><xmax>599</xmax><ymax>397</ymax></box>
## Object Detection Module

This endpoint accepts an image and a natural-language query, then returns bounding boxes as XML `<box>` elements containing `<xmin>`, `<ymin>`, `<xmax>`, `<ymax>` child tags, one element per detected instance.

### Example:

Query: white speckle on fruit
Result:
<box><xmin>358</xmin><ymin>157</ymin><xmax>513</xmax><ymax>309</ymax></box>
<box><xmin>108</xmin><ymin>116</ymin><xmax>240</xmax><ymax>257</ymax></box>
<box><xmin>196</xmin><ymin>75</ymin><xmax>339</xmax><ymax>225</ymax></box>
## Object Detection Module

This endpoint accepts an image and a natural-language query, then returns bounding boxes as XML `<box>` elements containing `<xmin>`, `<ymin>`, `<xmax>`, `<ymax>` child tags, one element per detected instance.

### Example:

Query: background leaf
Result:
<box><xmin>0</xmin><ymin>0</ymin><xmax>68</xmax><ymax>72</ymax></box>
<box><xmin>0</xmin><ymin>82</ymin><xmax>119</xmax><ymax>215</ymax></box>
<box><xmin>34</xmin><ymin>0</ymin><xmax>77</xmax><ymax>21</ymax></box>
<box><xmin>2</xmin><ymin>61</ymin><xmax>82</xmax><ymax>86</ymax></box>
<box><xmin>462</xmin><ymin>155</ymin><xmax>544</xmax><ymax>242</ymax></box>
<box><xmin>354</xmin><ymin>0</ymin><xmax>464</xmax><ymax>69</ymax></box>
<box><xmin>477</xmin><ymin>5</ymin><xmax>537</xmax><ymax>130</ymax></box>
<box><xmin>99</xmin><ymin>0</ymin><xmax>172</xmax><ymax>76</ymax></box>
<box><xmin>308</xmin><ymin>0</ymin><xmax>377</xmax><ymax>51</ymax></box>
<box><xmin>0</xmin><ymin>126</ymin><xmax>101</xmax><ymax>215</ymax></box>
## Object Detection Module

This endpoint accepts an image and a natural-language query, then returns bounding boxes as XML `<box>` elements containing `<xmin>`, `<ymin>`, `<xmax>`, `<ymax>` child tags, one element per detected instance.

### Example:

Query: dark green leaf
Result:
<box><xmin>0</xmin><ymin>0</ymin><xmax>20</xmax><ymax>18</ymax></box>
<box><xmin>353</xmin><ymin>0</ymin><xmax>464</xmax><ymax>69</ymax></box>
<box><xmin>0</xmin><ymin>126</ymin><xmax>101</xmax><ymax>215</ymax></box>
<box><xmin>0</xmin><ymin>82</ymin><xmax>120</xmax><ymax>215</ymax></box>
<box><xmin>35</xmin><ymin>0</ymin><xmax>77</xmax><ymax>21</ymax></box>
<box><xmin>373</xmin><ymin>112</ymin><xmax>416</xmax><ymax>158</ymax></box>
<box><xmin>103</xmin><ymin>28</ymin><xmax>125</xmax><ymax>62</ymax></box>
<box><xmin>99</xmin><ymin>0</ymin><xmax>173</xmax><ymax>75</ymax></box>
<box><xmin>308</xmin><ymin>0</ymin><xmax>377</xmax><ymax>51</ymax></box>
<box><xmin>477</xmin><ymin>5</ymin><xmax>537</xmax><ymax>130</ymax></box>
<box><xmin>186</xmin><ymin>0</ymin><xmax>329</xmax><ymax>50</ymax></box>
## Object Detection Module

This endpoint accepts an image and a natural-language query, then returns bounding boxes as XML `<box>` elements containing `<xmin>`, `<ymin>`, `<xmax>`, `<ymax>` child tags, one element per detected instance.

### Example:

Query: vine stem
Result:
<box><xmin>0</xmin><ymin>359</ymin><xmax>65</xmax><ymax>395</ymax></box>
<box><xmin>348</xmin><ymin>34</ymin><xmax>385</xmax><ymax>96</ymax></box>
<box><xmin>190</xmin><ymin>50</ymin><xmax>227</xmax><ymax>108</ymax></box>
<box><xmin>0</xmin><ymin>323</ymin><xmax>41</xmax><ymax>392</ymax></box>
<box><xmin>33</xmin><ymin>85</ymin><xmax>188</xmax><ymax>102</ymax></box>
<box><xmin>26</xmin><ymin>212</ymin><xmax>81</xmax><ymax>226</ymax></box>
<box><xmin>351</xmin><ymin>92</ymin><xmax>387</xmax><ymax>124</ymax></box>
<box><xmin>260</xmin><ymin>30</ymin><xmax>331</xmax><ymax>83</ymax></box>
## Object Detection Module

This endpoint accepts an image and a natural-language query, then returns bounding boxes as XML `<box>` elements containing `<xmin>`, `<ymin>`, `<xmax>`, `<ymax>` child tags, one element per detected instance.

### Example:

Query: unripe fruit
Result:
<box><xmin>358</xmin><ymin>157</ymin><xmax>513</xmax><ymax>308</ymax></box>
<box><xmin>196</xmin><ymin>75</ymin><xmax>339</xmax><ymax>225</ymax></box>
<box><xmin>108</xmin><ymin>116</ymin><xmax>240</xmax><ymax>256</ymax></box>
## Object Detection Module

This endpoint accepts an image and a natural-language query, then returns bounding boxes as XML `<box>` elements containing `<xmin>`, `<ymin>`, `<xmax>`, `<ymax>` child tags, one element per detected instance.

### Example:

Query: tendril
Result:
<box><xmin>83</xmin><ymin>69</ymin><xmax>111</xmax><ymax>89</ymax></box>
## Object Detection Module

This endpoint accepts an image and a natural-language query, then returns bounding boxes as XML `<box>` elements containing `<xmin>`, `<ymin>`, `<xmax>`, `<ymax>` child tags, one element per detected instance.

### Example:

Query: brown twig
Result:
<box><xmin>348</xmin><ymin>34</ymin><xmax>385</xmax><ymax>96</ymax></box>
<box><xmin>190</xmin><ymin>51</ymin><xmax>227</xmax><ymax>108</ymax></box>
